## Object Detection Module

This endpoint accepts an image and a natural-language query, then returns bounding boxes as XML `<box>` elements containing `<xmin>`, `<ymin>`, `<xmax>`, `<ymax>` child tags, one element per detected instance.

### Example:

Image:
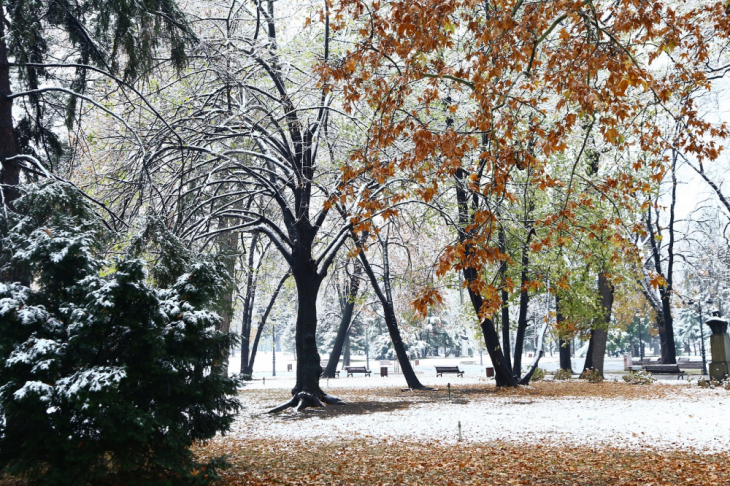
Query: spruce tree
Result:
<box><xmin>0</xmin><ymin>0</ymin><xmax>193</xmax><ymax>204</ymax></box>
<box><xmin>0</xmin><ymin>181</ymin><xmax>239</xmax><ymax>485</ymax></box>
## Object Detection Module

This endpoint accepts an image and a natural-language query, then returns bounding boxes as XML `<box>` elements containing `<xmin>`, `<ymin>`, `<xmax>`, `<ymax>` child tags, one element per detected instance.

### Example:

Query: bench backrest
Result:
<box><xmin>346</xmin><ymin>366</ymin><xmax>367</xmax><ymax>371</ymax></box>
<box><xmin>644</xmin><ymin>364</ymin><xmax>680</xmax><ymax>371</ymax></box>
<box><xmin>435</xmin><ymin>366</ymin><xmax>460</xmax><ymax>371</ymax></box>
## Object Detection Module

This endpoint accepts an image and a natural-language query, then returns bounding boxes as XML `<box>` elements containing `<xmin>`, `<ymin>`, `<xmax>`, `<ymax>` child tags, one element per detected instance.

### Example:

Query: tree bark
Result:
<box><xmin>0</xmin><ymin>9</ymin><xmax>19</xmax><ymax>207</ymax></box>
<box><xmin>343</xmin><ymin>332</ymin><xmax>351</xmax><ymax>367</ymax></box>
<box><xmin>238</xmin><ymin>232</ymin><xmax>261</xmax><ymax>376</ymax></box>
<box><xmin>323</xmin><ymin>261</ymin><xmax>362</xmax><ymax>378</ymax></box>
<box><xmin>512</xmin><ymin>247</ymin><xmax>530</xmax><ymax>378</ymax></box>
<box><xmin>290</xmin><ymin>259</ymin><xmax>326</xmax><ymax>397</ymax></box>
<box><xmin>556</xmin><ymin>294</ymin><xmax>572</xmax><ymax>372</ymax></box>
<box><xmin>245</xmin><ymin>271</ymin><xmax>290</xmax><ymax>376</ymax></box>
<box><xmin>643</xmin><ymin>151</ymin><xmax>678</xmax><ymax>364</ymax></box>
<box><xmin>357</xmin><ymin>239</ymin><xmax>429</xmax><ymax>390</ymax></box>
<box><xmin>498</xmin><ymin>222</ymin><xmax>513</xmax><ymax>375</ymax></box>
<box><xmin>591</xmin><ymin>272</ymin><xmax>613</xmax><ymax>376</ymax></box>
<box><xmin>454</xmin><ymin>169</ymin><xmax>518</xmax><ymax>387</ymax></box>
<box><xmin>582</xmin><ymin>330</ymin><xmax>595</xmax><ymax>374</ymax></box>
<box><xmin>216</xmin><ymin>223</ymin><xmax>238</xmax><ymax>377</ymax></box>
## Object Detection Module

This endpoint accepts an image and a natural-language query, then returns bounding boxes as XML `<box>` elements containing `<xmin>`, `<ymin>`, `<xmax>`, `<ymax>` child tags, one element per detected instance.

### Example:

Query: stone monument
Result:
<box><xmin>705</xmin><ymin>318</ymin><xmax>730</xmax><ymax>381</ymax></box>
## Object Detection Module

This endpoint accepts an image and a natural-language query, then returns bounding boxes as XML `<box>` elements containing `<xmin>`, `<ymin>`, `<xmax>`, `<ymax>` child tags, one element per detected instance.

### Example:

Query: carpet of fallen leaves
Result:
<box><xmin>197</xmin><ymin>439</ymin><xmax>730</xmax><ymax>486</ymax></box>
<box><xmin>197</xmin><ymin>381</ymin><xmax>730</xmax><ymax>485</ymax></box>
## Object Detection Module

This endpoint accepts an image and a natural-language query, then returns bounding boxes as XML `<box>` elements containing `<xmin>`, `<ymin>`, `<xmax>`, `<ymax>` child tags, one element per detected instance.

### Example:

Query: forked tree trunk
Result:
<box><xmin>323</xmin><ymin>261</ymin><xmax>362</xmax><ymax>378</ymax></box>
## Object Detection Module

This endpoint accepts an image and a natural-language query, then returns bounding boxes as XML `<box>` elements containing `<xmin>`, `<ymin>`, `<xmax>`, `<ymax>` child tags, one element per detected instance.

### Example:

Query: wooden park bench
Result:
<box><xmin>642</xmin><ymin>364</ymin><xmax>685</xmax><ymax>379</ymax></box>
<box><xmin>319</xmin><ymin>360</ymin><xmax>340</xmax><ymax>377</ymax></box>
<box><xmin>677</xmin><ymin>360</ymin><xmax>703</xmax><ymax>370</ymax></box>
<box><xmin>435</xmin><ymin>366</ymin><xmax>464</xmax><ymax>377</ymax></box>
<box><xmin>345</xmin><ymin>366</ymin><xmax>371</xmax><ymax>377</ymax></box>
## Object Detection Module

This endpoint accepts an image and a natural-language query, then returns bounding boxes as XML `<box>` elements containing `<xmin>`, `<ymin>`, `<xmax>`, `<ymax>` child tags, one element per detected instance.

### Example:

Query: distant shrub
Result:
<box><xmin>622</xmin><ymin>370</ymin><xmax>656</xmax><ymax>385</ymax></box>
<box><xmin>698</xmin><ymin>376</ymin><xmax>730</xmax><ymax>390</ymax></box>
<box><xmin>530</xmin><ymin>367</ymin><xmax>547</xmax><ymax>382</ymax></box>
<box><xmin>554</xmin><ymin>368</ymin><xmax>572</xmax><ymax>380</ymax></box>
<box><xmin>581</xmin><ymin>368</ymin><xmax>604</xmax><ymax>383</ymax></box>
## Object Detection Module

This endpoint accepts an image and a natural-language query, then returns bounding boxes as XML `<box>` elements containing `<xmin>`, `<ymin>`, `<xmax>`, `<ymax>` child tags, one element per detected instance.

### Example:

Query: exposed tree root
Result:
<box><xmin>268</xmin><ymin>391</ymin><xmax>346</xmax><ymax>413</ymax></box>
<box><xmin>322</xmin><ymin>393</ymin><xmax>346</xmax><ymax>405</ymax></box>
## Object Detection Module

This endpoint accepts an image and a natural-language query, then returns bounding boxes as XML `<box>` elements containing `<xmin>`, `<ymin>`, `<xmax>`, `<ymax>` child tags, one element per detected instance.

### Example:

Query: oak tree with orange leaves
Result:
<box><xmin>329</xmin><ymin>0</ymin><xmax>730</xmax><ymax>386</ymax></box>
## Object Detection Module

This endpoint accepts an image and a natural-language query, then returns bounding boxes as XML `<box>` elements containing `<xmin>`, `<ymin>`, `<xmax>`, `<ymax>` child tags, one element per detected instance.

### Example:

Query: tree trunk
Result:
<box><xmin>238</xmin><ymin>233</ymin><xmax>260</xmax><ymax>376</ymax></box>
<box><xmin>498</xmin><ymin>223</ymin><xmax>513</xmax><ymax>375</ymax></box>
<box><xmin>585</xmin><ymin>272</ymin><xmax>614</xmax><ymax>377</ymax></box>
<box><xmin>582</xmin><ymin>330</ymin><xmax>595</xmax><ymax>374</ymax></box>
<box><xmin>512</xmin><ymin>244</ymin><xmax>530</xmax><ymax>377</ymax></box>
<box><xmin>0</xmin><ymin>10</ymin><xmax>19</xmax><ymax>207</ymax></box>
<box><xmin>216</xmin><ymin>226</ymin><xmax>238</xmax><ymax>377</ymax></box>
<box><xmin>323</xmin><ymin>262</ymin><xmax>362</xmax><ymax>378</ymax></box>
<box><xmin>357</xmin><ymin>241</ymin><xmax>429</xmax><ymax>390</ymax></box>
<box><xmin>291</xmin><ymin>264</ymin><xmax>325</xmax><ymax>397</ymax></box>
<box><xmin>556</xmin><ymin>294</ymin><xmax>572</xmax><ymax>372</ymax></box>
<box><xmin>659</xmin><ymin>289</ymin><xmax>677</xmax><ymax>364</ymax></box>
<box><xmin>454</xmin><ymin>169</ymin><xmax>517</xmax><ymax>387</ymax></box>
<box><xmin>343</xmin><ymin>332</ymin><xmax>351</xmax><ymax>367</ymax></box>
<box><xmin>245</xmin><ymin>271</ymin><xmax>290</xmax><ymax>376</ymax></box>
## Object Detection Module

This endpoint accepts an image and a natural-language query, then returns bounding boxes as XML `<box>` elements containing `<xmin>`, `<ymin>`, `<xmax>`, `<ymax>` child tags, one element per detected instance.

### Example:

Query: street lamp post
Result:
<box><xmin>272</xmin><ymin>319</ymin><xmax>276</xmax><ymax>377</ymax></box>
<box><xmin>637</xmin><ymin>314</ymin><xmax>645</xmax><ymax>362</ymax></box>
<box><xmin>698</xmin><ymin>301</ymin><xmax>708</xmax><ymax>376</ymax></box>
<box><xmin>697</xmin><ymin>300</ymin><xmax>712</xmax><ymax>375</ymax></box>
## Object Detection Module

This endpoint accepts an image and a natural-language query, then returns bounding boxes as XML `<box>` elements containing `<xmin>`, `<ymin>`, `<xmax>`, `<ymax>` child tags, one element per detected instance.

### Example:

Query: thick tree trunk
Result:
<box><xmin>583</xmin><ymin>273</ymin><xmax>613</xmax><ymax>377</ymax></box>
<box><xmin>291</xmin><ymin>265</ymin><xmax>325</xmax><ymax>396</ymax></box>
<box><xmin>269</xmin><ymin>238</ymin><xmax>346</xmax><ymax>412</ymax></box>
<box><xmin>323</xmin><ymin>262</ymin><xmax>361</xmax><ymax>378</ymax></box>
<box><xmin>357</xmin><ymin>244</ymin><xmax>429</xmax><ymax>390</ymax></box>
<box><xmin>659</xmin><ymin>290</ymin><xmax>677</xmax><ymax>364</ymax></box>
<box><xmin>0</xmin><ymin>11</ymin><xmax>19</xmax><ymax>207</ymax></box>
<box><xmin>556</xmin><ymin>294</ymin><xmax>572</xmax><ymax>372</ymax></box>
<box><xmin>245</xmin><ymin>271</ymin><xmax>290</xmax><ymax>376</ymax></box>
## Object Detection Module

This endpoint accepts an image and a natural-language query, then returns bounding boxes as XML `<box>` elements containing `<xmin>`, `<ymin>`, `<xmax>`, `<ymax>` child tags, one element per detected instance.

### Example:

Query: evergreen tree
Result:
<box><xmin>0</xmin><ymin>181</ymin><xmax>239</xmax><ymax>485</ymax></box>
<box><xmin>0</xmin><ymin>0</ymin><xmax>193</xmax><ymax>204</ymax></box>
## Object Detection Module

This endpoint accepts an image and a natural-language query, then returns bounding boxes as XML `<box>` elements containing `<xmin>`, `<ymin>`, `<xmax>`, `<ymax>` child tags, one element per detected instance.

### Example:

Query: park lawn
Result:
<box><xmin>198</xmin><ymin>439</ymin><xmax>730</xmax><ymax>485</ymax></box>
<box><xmin>197</xmin><ymin>380</ymin><xmax>730</xmax><ymax>485</ymax></box>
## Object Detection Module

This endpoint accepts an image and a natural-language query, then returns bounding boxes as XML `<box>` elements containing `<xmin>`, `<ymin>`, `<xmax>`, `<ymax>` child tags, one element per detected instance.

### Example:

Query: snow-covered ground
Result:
<box><xmin>230</xmin><ymin>351</ymin><xmax>704</xmax><ymax>381</ymax></box>
<box><xmin>221</xmin><ymin>355</ymin><xmax>729</xmax><ymax>452</ymax></box>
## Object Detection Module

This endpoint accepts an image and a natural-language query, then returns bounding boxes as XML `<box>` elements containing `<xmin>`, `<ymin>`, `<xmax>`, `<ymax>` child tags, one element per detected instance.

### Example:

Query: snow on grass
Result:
<box><xmin>221</xmin><ymin>380</ymin><xmax>730</xmax><ymax>452</ymax></box>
